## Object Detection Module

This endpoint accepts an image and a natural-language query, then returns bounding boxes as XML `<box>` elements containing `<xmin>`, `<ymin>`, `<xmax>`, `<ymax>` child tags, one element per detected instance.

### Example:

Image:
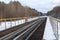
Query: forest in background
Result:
<box><xmin>47</xmin><ymin>6</ymin><xmax>60</xmax><ymax>19</ymax></box>
<box><xmin>0</xmin><ymin>1</ymin><xmax>42</xmax><ymax>18</ymax></box>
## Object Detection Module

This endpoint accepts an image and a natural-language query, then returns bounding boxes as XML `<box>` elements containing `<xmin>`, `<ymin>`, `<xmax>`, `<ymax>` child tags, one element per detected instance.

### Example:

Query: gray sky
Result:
<box><xmin>0</xmin><ymin>0</ymin><xmax>60</xmax><ymax>13</ymax></box>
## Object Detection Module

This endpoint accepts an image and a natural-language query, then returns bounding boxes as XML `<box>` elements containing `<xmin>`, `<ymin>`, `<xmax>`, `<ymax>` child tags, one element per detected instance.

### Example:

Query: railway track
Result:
<box><xmin>0</xmin><ymin>18</ymin><xmax>46</xmax><ymax>40</ymax></box>
<box><xmin>0</xmin><ymin>19</ymin><xmax>38</xmax><ymax>38</ymax></box>
<box><xmin>28</xmin><ymin>18</ymin><xmax>46</xmax><ymax>40</ymax></box>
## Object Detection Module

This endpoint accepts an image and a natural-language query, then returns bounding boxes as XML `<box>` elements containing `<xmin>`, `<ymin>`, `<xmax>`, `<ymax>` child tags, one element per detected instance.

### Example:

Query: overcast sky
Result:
<box><xmin>0</xmin><ymin>0</ymin><xmax>60</xmax><ymax>13</ymax></box>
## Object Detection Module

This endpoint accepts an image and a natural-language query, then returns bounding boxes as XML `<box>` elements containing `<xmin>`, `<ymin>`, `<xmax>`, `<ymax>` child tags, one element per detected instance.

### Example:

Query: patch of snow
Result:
<box><xmin>43</xmin><ymin>17</ymin><xmax>56</xmax><ymax>40</ymax></box>
<box><xmin>58</xmin><ymin>22</ymin><xmax>60</xmax><ymax>40</ymax></box>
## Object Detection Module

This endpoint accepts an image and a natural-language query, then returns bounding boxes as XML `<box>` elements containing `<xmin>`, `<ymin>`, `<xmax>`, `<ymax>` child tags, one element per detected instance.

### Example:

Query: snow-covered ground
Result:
<box><xmin>43</xmin><ymin>17</ymin><xmax>56</xmax><ymax>40</ymax></box>
<box><xmin>43</xmin><ymin>16</ymin><xmax>60</xmax><ymax>40</ymax></box>
<box><xmin>58</xmin><ymin>22</ymin><xmax>60</xmax><ymax>40</ymax></box>
<box><xmin>0</xmin><ymin>17</ymin><xmax>39</xmax><ymax>31</ymax></box>
<box><xmin>0</xmin><ymin>19</ymin><xmax>25</xmax><ymax>31</ymax></box>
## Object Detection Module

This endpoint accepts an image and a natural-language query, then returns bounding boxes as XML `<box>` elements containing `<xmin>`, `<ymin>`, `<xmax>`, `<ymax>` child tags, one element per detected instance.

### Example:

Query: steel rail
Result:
<box><xmin>0</xmin><ymin>19</ymin><xmax>40</xmax><ymax>40</ymax></box>
<box><xmin>13</xmin><ymin>19</ymin><xmax>41</xmax><ymax>40</ymax></box>
<box><xmin>25</xmin><ymin>20</ymin><xmax>43</xmax><ymax>40</ymax></box>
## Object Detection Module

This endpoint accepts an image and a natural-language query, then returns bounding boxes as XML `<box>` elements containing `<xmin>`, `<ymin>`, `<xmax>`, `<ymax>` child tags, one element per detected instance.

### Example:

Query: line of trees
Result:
<box><xmin>0</xmin><ymin>1</ymin><xmax>42</xmax><ymax>18</ymax></box>
<box><xmin>47</xmin><ymin>6</ymin><xmax>60</xmax><ymax>19</ymax></box>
